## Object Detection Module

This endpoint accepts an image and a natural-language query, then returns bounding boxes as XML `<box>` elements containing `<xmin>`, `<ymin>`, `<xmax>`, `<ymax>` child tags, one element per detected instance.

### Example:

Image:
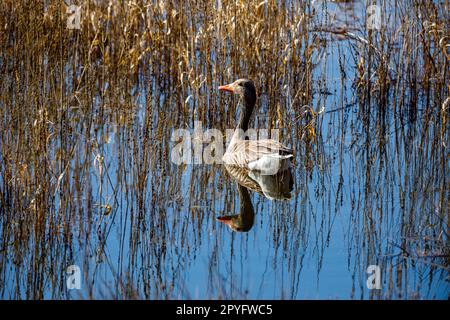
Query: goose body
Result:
<box><xmin>223</xmin><ymin>140</ymin><xmax>293</xmax><ymax>174</ymax></box>
<box><xmin>219</xmin><ymin>79</ymin><xmax>293</xmax><ymax>175</ymax></box>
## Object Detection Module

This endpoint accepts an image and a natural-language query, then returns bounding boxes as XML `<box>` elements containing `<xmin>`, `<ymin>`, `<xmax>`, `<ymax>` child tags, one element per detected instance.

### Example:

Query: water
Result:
<box><xmin>0</xmin><ymin>0</ymin><xmax>448</xmax><ymax>299</ymax></box>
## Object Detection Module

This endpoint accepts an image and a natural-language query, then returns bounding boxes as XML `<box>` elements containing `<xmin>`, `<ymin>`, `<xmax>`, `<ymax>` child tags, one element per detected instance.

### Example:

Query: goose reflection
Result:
<box><xmin>217</xmin><ymin>165</ymin><xmax>293</xmax><ymax>232</ymax></box>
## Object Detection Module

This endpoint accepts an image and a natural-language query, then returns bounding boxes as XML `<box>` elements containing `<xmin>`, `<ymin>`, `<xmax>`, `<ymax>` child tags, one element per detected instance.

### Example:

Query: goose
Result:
<box><xmin>218</xmin><ymin>79</ymin><xmax>293</xmax><ymax>175</ymax></box>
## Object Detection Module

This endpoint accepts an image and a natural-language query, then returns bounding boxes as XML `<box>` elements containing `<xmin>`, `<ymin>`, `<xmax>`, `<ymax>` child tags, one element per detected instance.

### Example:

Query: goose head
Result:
<box><xmin>219</xmin><ymin>79</ymin><xmax>257</xmax><ymax>110</ymax></box>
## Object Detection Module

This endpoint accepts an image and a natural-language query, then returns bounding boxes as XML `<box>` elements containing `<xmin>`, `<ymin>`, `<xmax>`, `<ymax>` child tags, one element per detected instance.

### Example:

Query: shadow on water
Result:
<box><xmin>218</xmin><ymin>166</ymin><xmax>293</xmax><ymax>232</ymax></box>
<box><xmin>0</xmin><ymin>0</ymin><xmax>448</xmax><ymax>299</ymax></box>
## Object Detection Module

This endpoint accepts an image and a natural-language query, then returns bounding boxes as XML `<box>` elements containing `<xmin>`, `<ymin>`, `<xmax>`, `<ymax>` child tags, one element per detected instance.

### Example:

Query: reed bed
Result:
<box><xmin>0</xmin><ymin>0</ymin><xmax>448</xmax><ymax>299</ymax></box>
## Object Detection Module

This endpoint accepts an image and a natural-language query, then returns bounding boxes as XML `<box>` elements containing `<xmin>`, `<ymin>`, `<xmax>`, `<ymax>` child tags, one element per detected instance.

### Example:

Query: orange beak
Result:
<box><xmin>218</xmin><ymin>84</ymin><xmax>234</xmax><ymax>93</ymax></box>
<box><xmin>217</xmin><ymin>216</ymin><xmax>233</xmax><ymax>226</ymax></box>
